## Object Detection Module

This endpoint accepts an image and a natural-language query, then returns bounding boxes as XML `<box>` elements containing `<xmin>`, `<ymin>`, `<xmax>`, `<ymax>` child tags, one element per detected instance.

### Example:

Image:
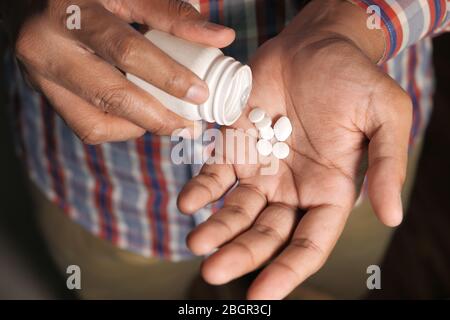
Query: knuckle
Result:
<box><xmin>14</xmin><ymin>0</ymin><xmax>69</xmax><ymax>61</ymax></box>
<box><xmin>14</xmin><ymin>35</ymin><xmax>29</xmax><ymax>58</ymax></box>
<box><xmin>168</xmin><ymin>0</ymin><xmax>198</xmax><ymax>20</ymax></box>
<box><xmin>14</xmin><ymin>31</ymin><xmax>54</xmax><ymax>77</ymax></box>
<box><xmin>101</xmin><ymin>0</ymin><xmax>126</xmax><ymax>16</ymax></box>
<box><xmin>92</xmin><ymin>86</ymin><xmax>134</xmax><ymax>116</ymax></box>
<box><xmin>14</xmin><ymin>28</ymin><xmax>37</xmax><ymax>62</ymax></box>
<box><xmin>15</xmin><ymin>23</ymin><xmax>62</xmax><ymax>77</ymax></box>
<box><xmin>111</xmin><ymin>35</ymin><xmax>138</xmax><ymax>67</ymax></box>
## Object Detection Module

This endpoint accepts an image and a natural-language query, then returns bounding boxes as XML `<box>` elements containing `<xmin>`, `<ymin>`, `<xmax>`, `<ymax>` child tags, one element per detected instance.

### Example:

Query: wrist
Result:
<box><xmin>282</xmin><ymin>0</ymin><xmax>385</xmax><ymax>63</ymax></box>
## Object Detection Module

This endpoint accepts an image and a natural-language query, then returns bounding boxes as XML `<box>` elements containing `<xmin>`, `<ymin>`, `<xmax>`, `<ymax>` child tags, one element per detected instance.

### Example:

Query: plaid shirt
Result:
<box><xmin>4</xmin><ymin>0</ymin><xmax>450</xmax><ymax>260</ymax></box>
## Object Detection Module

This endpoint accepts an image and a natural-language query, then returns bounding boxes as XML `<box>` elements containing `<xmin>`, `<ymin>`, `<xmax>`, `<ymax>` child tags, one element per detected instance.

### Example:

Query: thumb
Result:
<box><xmin>366</xmin><ymin>85</ymin><xmax>413</xmax><ymax>227</ymax></box>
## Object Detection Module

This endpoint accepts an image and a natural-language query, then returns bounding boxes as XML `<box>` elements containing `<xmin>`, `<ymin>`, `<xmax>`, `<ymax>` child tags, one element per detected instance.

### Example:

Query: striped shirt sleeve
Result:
<box><xmin>349</xmin><ymin>0</ymin><xmax>450</xmax><ymax>62</ymax></box>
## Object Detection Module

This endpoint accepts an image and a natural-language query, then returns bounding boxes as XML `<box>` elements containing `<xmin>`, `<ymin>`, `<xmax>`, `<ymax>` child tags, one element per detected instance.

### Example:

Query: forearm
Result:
<box><xmin>349</xmin><ymin>0</ymin><xmax>450</xmax><ymax>62</ymax></box>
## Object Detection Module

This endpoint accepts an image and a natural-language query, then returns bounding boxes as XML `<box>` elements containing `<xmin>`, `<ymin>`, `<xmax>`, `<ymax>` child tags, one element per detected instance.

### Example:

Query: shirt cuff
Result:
<box><xmin>349</xmin><ymin>0</ymin><xmax>450</xmax><ymax>62</ymax></box>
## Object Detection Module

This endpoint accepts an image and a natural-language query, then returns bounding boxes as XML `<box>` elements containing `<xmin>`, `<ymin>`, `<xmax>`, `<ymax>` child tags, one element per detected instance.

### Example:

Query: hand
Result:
<box><xmin>178</xmin><ymin>0</ymin><xmax>412</xmax><ymax>299</ymax></box>
<box><xmin>4</xmin><ymin>0</ymin><xmax>234</xmax><ymax>143</ymax></box>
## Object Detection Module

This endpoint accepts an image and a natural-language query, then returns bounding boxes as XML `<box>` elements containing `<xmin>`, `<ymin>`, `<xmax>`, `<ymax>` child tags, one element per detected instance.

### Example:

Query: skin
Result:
<box><xmin>2</xmin><ymin>0</ymin><xmax>235</xmax><ymax>143</ymax></box>
<box><xmin>178</xmin><ymin>0</ymin><xmax>413</xmax><ymax>300</ymax></box>
<box><xmin>2</xmin><ymin>0</ymin><xmax>412</xmax><ymax>300</ymax></box>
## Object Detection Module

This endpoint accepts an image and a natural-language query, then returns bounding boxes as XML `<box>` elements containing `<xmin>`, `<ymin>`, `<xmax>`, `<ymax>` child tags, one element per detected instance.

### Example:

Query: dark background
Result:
<box><xmin>0</xmin><ymin>31</ymin><xmax>449</xmax><ymax>299</ymax></box>
<box><xmin>367</xmin><ymin>33</ymin><xmax>450</xmax><ymax>299</ymax></box>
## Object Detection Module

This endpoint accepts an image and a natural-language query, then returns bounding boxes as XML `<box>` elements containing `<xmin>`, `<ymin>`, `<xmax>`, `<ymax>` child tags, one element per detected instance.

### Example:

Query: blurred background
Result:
<box><xmin>0</xmin><ymin>28</ymin><xmax>449</xmax><ymax>299</ymax></box>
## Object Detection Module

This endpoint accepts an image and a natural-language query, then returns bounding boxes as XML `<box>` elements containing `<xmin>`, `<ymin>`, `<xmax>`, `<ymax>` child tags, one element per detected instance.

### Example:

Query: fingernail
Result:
<box><xmin>185</xmin><ymin>84</ymin><xmax>209</xmax><ymax>104</ymax></box>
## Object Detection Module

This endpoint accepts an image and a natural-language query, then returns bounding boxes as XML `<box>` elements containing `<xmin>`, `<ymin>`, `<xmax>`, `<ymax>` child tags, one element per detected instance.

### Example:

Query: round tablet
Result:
<box><xmin>249</xmin><ymin>107</ymin><xmax>266</xmax><ymax>123</ymax></box>
<box><xmin>255</xmin><ymin>115</ymin><xmax>272</xmax><ymax>130</ymax></box>
<box><xmin>273</xmin><ymin>116</ymin><xmax>293</xmax><ymax>142</ymax></box>
<box><xmin>259</xmin><ymin>126</ymin><xmax>274</xmax><ymax>140</ymax></box>
<box><xmin>272</xmin><ymin>142</ymin><xmax>290</xmax><ymax>159</ymax></box>
<box><xmin>256</xmin><ymin>139</ymin><xmax>273</xmax><ymax>157</ymax></box>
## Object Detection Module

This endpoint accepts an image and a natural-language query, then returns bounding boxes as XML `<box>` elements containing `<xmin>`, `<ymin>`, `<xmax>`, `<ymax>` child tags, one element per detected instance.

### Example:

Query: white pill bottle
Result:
<box><xmin>127</xmin><ymin>30</ymin><xmax>252</xmax><ymax>126</ymax></box>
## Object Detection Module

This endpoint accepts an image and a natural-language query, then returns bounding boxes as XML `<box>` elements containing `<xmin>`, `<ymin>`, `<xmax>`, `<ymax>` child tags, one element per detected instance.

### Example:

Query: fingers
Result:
<box><xmin>178</xmin><ymin>163</ymin><xmax>236</xmax><ymax>214</ymax></box>
<box><xmin>200</xmin><ymin>204</ymin><xmax>297</xmax><ymax>285</ymax></box>
<box><xmin>39</xmin><ymin>35</ymin><xmax>194</xmax><ymax>136</ymax></box>
<box><xmin>16</xmin><ymin>0</ymin><xmax>233</xmax><ymax>138</ymax></box>
<box><xmin>366</xmin><ymin>88</ymin><xmax>412</xmax><ymax>227</ymax></box>
<box><xmin>247</xmin><ymin>203</ymin><xmax>350</xmax><ymax>300</ymax></box>
<box><xmin>68</xmin><ymin>5</ymin><xmax>209</xmax><ymax>104</ymax></box>
<box><xmin>187</xmin><ymin>184</ymin><xmax>267</xmax><ymax>256</ymax></box>
<box><xmin>37</xmin><ymin>76</ymin><xmax>145</xmax><ymax>144</ymax></box>
<box><xmin>101</xmin><ymin>0</ymin><xmax>235</xmax><ymax>48</ymax></box>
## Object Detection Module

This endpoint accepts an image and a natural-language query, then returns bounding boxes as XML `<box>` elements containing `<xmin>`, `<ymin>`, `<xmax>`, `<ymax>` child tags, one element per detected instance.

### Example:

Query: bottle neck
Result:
<box><xmin>201</xmin><ymin>55</ymin><xmax>252</xmax><ymax>126</ymax></box>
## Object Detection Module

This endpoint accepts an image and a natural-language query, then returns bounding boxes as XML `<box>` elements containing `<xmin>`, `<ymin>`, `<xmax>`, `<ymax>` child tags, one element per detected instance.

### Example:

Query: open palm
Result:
<box><xmin>178</xmin><ymin>32</ymin><xmax>412</xmax><ymax>299</ymax></box>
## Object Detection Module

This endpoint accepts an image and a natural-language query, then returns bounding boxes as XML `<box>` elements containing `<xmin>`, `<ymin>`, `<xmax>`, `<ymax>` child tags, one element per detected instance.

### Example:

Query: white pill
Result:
<box><xmin>272</xmin><ymin>142</ymin><xmax>290</xmax><ymax>159</ymax></box>
<box><xmin>255</xmin><ymin>115</ymin><xmax>272</xmax><ymax>130</ymax></box>
<box><xmin>249</xmin><ymin>107</ymin><xmax>266</xmax><ymax>123</ymax></box>
<box><xmin>259</xmin><ymin>126</ymin><xmax>274</xmax><ymax>140</ymax></box>
<box><xmin>273</xmin><ymin>116</ymin><xmax>293</xmax><ymax>142</ymax></box>
<box><xmin>256</xmin><ymin>139</ymin><xmax>273</xmax><ymax>157</ymax></box>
